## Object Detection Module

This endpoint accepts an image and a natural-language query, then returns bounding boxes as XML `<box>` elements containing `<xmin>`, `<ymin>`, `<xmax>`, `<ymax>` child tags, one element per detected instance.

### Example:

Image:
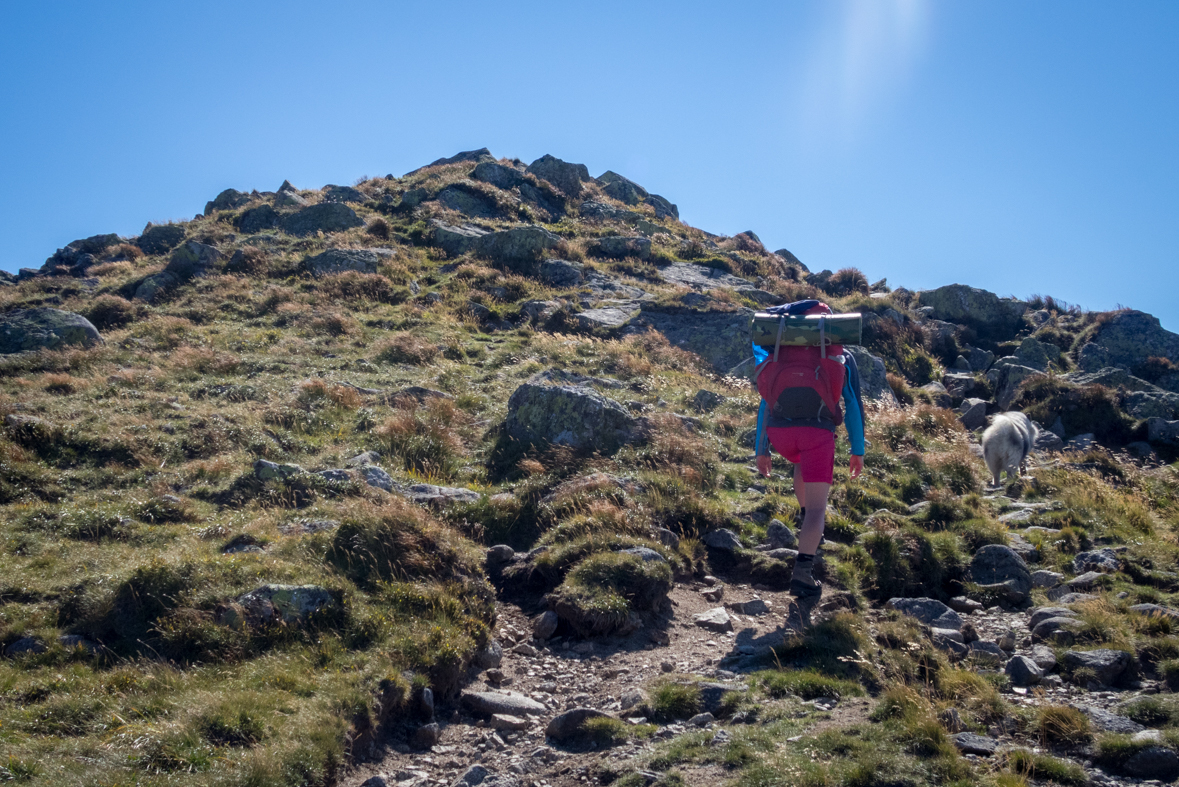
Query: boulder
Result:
<box><xmin>405</xmin><ymin>148</ymin><xmax>494</xmax><ymax>177</ymax></box>
<box><xmin>461</xmin><ymin>690</ymin><xmax>547</xmax><ymax>717</ymax></box>
<box><xmin>845</xmin><ymin>346</ymin><xmax>898</xmax><ymax>406</ymax></box>
<box><xmin>361</xmin><ymin>465</ymin><xmax>395</xmax><ymax>492</ymax></box>
<box><xmin>322</xmin><ymin>185</ymin><xmax>366</xmax><ymax>204</ymax></box>
<box><xmin>1081</xmin><ymin>705</ymin><xmax>1144</xmax><ymax>734</ymax></box>
<box><xmin>136</xmin><ymin>223</ymin><xmax>186</xmax><ymax>255</ymax></box>
<box><xmin>576</xmin><ymin>306</ymin><xmax>638</xmax><ymax>331</ymax></box>
<box><xmin>475</xmin><ymin>640</ymin><xmax>503</xmax><ymax>669</ymax></box>
<box><xmin>282</xmin><ymin>203</ymin><xmax>364</xmax><ymax>236</ymax></box>
<box><xmin>703</xmin><ymin>529</ymin><xmax>743</xmax><ymax>551</ymax></box>
<box><xmin>1122</xmin><ymin>390</ymin><xmax>1179</xmax><ymax>420</ymax></box>
<box><xmin>598</xmin><ymin>171</ymin><xmax>648</xmax><ymax>204</ymax></box>
<box><xmin>532</xmin><ymin>611</ymin><xmax>559</xmax><ymax>641</ymax></box>
<box><xmin>405</xmin><ymin>484</ymin><xmax>480</xmax><ymax>506</ymax></box>
<box><xmin>491</xmin><ymin>714</ymin><xmax>530</xmax><ymax>731</ymax></box>
<box><xmin>4</xmin><ymin>636</ymin><xmax>47</xmax><ymax>657</ymax></box>
<box><xmin>433</xmin><ymin>222</ymin><xmax>562</xmax><ymax>268</ymax></box>
<box><xmin>951</xmin><ymin>732</ymin><xmax>997</xmax><ymax>756</ymax></box>
<box><xmin>885</xmin><ymin>598</ymin><xmax>963</xmax><ymax>630</ymax></box>
<box><xmin>134</xmin><ymin>241</ymin><xmax>223</xmax><ymax>302</ymax></box>
<box><xmin>545</xmin><ymin>708</ymin><xmax>612</xmax><ymax>741</ymax></box>
<box><xmin>254</xmin><ymin>460</ymin><xmax>307</xmax><ymax>480</ymax></box>
<box><xmin>968</xmin><ymin>544</ymin><xmax>1033</xmax><ymax>604</ymax></box>
<box><xmin>693</xmin><ymin>608</ymin><xmax>733</xmax><ymax>632</ymax></box>
<box><xmin>1073</xmin><ymin>548</ymin><xmax>1120</xmax><ymax>574</ymax></box>
<box><xmin>1031</xmin><ymin>570</ymin><xmax>1064</xmax><ymax>588</ymax></box>
<box><xmin>625</xmin><ymin>305</ymin><xmax>754</xmax><ymax>375</ymax></box>
<box><xmin>593</xmin><ymin>236</ymin><xmax>651</xmax><ymax>260</ymax></box>
<box><xmin>1062</xmin><ymin>648</ymin><xmax>1131</xmax><ymax>685</ymax></box>
<box><xmin>621</xmin><ymin>547</ymin><xmax>665</xmax><ymax>563</ymax></box>
<box><xmin>1014</xmin><ymin>337</ymin><xmax>1061</xmax><ymax>371</ymax></box>
<box><xmin>728</xmin><ymin>598</ymin><xmax>770</xmax><ymax>616</ymax></box>
<box><xmin>0</xmin><ymin>308</ymin><xmax>103</xmax><ymax>354</ymax></box>
<box><xmin>236</xmin><ymin>204</ymin><xmax>280</xmax><ymax>233</ymax></box>
<box><xmin>436</xmin><ymin>182</ymin><xmax>503</xmax><ymax>218</ymax></box>
<box><xmin>538</xmin><ymin>258</ymin><xmax>584</xmax><ymax>287</ymax></box>
<box><xmin>40</xmin><ymin>233</ymin><xmax>122</xmax><ymax>276</ymax></box>
<box><xmin>1031</xmin><ymin>616</ymin><xmax>1081</xmax><ymax>645</ymax></box>
<box><xmin>968</xmin><ymin>641</ymin><xmax>1006</xmax><ymax>664</ymax></box>
<box><xmin>986</xmin><ymin>361</ymin><xmax>1046</xmax><ymax>410</ymax></box>
<box><xmin>233</xmin><ymin>584</ymin><xmax>340</xmax><ymax>627</ymax></box>
<box><xmin>916</xmin><ymin>284</ymin><xmax>1028</xmax><ymax>340</ymax></box>
<box><xmin>1129</xmin><ymin>603</ymin><xmax>1179</xmax><ymax>621</ymax></box>
<box><xmin>1123</xmin><ymin>746</ymin><xmax>1179</xmax><ymax>780</ymax></box>
<box><xmin>958</xmin><ymin>398</ymin><xmax>989</xmax><ymax>431</ymax></box>
<box><xmin>1147</xmin><ymin>417</ymin><xmax>1179</xmax><ymax>446</ymax></box>
<box><xmin>526</xmin><ymin>154</ymin><xmax>590</xmax><ymax>198</ymax></box>
<box><xmin>920</xmin><ymin>382</ymin><xmax>952</xmax><ymax>408</ymax></box>
<box><xmin>1005</xmin><ymin>655</ymin><xmax>1043</xmax><ymax>686</ymax></box>
<box><xmin>1034</xmin><ymin>429</ymin><xmax>1065</xmax><ymax>452</ymax></box>
<box><xmin>765</xmin><ymin>520</ymin><xmax>797</xmax><ymax>549</ymax></box>
<box><xmin>472</xmin><ymin>161</ymin><xmax>527</xmax><ymax>191</ymax></box>
<box><xmin>504</xmin><ymin>371</ymin><xmax>638</xmax><ymax>454</ymax></box>
<box><xmin>204</xmin><ymin>188</ymin><xmax>250</xmax><ymax>215</ymax></box>
<box><xmin>693</xmin><ymin>389</ymin><xmax>726</xmax><ymax>413</ymax></box>
<box><xmin>412</xmin><ymin>722</ymin><xmax>442</xmax><ymax>748</ymax></box>
<box><xmin>1076</xmin><ymin>309</ymin><xmax>1179</xmax><ymax>383</ymax></box>
<box><xmin>653</xmin><ymin>528</ymin><xmax>680</xmax><ymax>550</ymax></box>
<box><xmin>304</xmin><ymin>248</ymin><xmax>392</xmax><ymax>276</ymax></box>
<box><xmin>645</xmin><ymin>193</ymin><xmax>679</xmax><ymax>220</ymax></box>
<box><xmin>1029</xmin><ymin>607</ymin><xmax>1077</xmax><ymax>630</ymax></box>
<box><xmin>487</xmin><ymin>545</ymin><xmax>515</xmax><ymax>564</ymax></box>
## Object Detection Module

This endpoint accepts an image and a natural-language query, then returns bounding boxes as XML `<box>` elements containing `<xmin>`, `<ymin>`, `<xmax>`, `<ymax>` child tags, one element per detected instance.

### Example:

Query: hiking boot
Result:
<box><xmin>790</xmin><ymin>578</ymin><xmax>822</xmax><ymax>600</ymax></box>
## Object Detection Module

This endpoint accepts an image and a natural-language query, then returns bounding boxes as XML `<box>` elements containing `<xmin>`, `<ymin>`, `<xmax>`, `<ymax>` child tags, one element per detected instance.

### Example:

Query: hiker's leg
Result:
<box><xmin>793</xmin><ymin>463</ymin><xmax>805</xmax><ymax>522</ymax></box>
<box><xmin>797</xmin><ymin>482</ymin><xmax>831</xmax><ymax>554</ymax></box>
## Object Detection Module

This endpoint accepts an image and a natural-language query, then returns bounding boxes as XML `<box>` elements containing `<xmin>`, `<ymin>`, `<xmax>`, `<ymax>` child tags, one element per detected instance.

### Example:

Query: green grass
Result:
<box><xmin>757</xmin><ymin>669</ymin><xmax>864</xmax><ymax>700</ymax></box>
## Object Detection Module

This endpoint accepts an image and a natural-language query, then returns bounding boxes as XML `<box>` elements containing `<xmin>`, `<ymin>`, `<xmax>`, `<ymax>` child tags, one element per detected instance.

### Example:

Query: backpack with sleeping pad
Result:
<box><xmin>751</xmin><ymin>300</ymin><xmax>863</xmax><ymax>429</ymax></box>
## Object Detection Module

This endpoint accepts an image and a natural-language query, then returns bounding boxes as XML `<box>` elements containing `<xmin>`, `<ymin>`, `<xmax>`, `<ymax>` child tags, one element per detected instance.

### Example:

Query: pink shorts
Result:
<box><xmin>766</xmin><ymin>427</ymin><xmax>835</xmax><ymax>484</ymax></box>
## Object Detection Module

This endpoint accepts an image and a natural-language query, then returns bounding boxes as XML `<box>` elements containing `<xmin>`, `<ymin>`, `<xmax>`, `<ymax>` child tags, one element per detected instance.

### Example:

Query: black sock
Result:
<box><xmin>796</xmin><ymin>553</ymin><xmax>815</xmax><ymax>564</ymax></box>
<box><xmin>797</xmin><ymin>507</ymin><xmax>806</xmax><ymax>519</ymax></box>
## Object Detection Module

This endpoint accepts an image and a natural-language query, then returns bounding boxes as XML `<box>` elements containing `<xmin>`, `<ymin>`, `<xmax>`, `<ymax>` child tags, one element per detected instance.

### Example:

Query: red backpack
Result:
<box><xmin>755</xmin><ymin>304</ymin><xmax>846</xmax><ymax>426</ymax></box>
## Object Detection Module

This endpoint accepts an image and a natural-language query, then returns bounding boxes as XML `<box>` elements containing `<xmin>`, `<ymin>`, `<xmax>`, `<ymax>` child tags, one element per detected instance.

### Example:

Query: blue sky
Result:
<box><xmin>2</xmin><ymin>1</ymin><xmax>1177</xmax><ymax>328</ymax></box>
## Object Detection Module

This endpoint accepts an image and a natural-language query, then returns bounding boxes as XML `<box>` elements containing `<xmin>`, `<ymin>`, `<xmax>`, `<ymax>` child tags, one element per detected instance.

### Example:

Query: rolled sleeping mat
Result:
<box><xmin>750</xmin><ymin>312</ymin><xmax>862</xmax><ymax>349</ymax></box>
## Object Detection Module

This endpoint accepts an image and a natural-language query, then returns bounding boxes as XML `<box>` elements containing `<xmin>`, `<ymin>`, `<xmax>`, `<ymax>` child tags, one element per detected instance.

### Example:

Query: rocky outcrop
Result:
<box><xmin>504</xmin><ymin>371</ymin><xmax>638</xmax><ymax>454</ymax></box>
<box><xmin>1077</xmin><ymin>310</ymin><xmax>1179</xmax><ymax>387</ymax></box>
<box><xmin>845</xmin><ymin>346</ymin><xmax>898</xmax><ymax>406</ymax></box>
<box><xmin>626</xmin><ymin>305</ymin><xmax>754</xmax><ymax>375</ymax></box>
<box><xmin>40</xmin><ymin>233</ymin><xmax>122</xmax><ymax>276</ymax></box>
<box><xmin>432</xmin><ymin>222</ymin><xmax>561</xmax><ymax>268</ymax></box>
<box><xmin>282</xmin><ymin>203</ymin><xmax>365</xmax><ymax>236</ymax></box>
<box><xmin>136</xmin><ymin>224</ymin><xmax>186</xmax><ymax>255</ymax></box>
<box><xmin>304</xmin><ymin>248</ymin><xmax>393</xmax><ymax>276</ymax></box>
<box><xmin>221</xmin><ymin>584</ymin><xmax>341</xmax><ymax>628</ymax></box>
<box><xmin>0</xmin><ymin>308</ymin><xmax>103</xmax><ymax>354</ymax></box>
<box><xmin>968</xmin><ymin>544</ymin><xmax>1033</xmax><ymax>604</ymax></box>
<box><xmin>526</xmin><ymin>154</ymin><xmax>590</xmax><ymax>198</ymax></box>
<box><xmin>916</xmin><ymin>284</ymin><xmax>1027</xmax><ymax>340</ymax></box>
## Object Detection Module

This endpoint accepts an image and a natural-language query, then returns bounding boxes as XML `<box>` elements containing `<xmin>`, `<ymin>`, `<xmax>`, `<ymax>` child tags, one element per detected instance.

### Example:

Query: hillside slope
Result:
<box><xmin>2</xmin><ymin>149</ymin><xmax>1179</xmax><ymax>787</ymax></box>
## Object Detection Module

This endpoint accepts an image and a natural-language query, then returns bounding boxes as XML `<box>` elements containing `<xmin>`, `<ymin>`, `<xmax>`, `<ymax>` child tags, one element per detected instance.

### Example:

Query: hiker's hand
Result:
<box><xmin>849</xmin><ymin>455</ymin><xmax>863</xmax><ymax>479</ymax></box>
<box><xmin>757</xmin><ymin>456</ymin><xmax>772</xmax><ymax>477</ymax></box>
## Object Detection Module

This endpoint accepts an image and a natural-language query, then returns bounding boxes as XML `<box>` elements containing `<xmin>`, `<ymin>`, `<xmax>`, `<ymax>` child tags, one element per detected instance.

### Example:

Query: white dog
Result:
<box><xmin>982</xmin><ymin>412</ymin><xmax>1038</xmax><ymax>487</ymax></box>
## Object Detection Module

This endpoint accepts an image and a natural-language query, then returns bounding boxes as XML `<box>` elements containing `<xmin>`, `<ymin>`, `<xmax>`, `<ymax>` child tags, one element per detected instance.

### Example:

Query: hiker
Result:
<box><xmin>752</xmin><ymin>300</ymin><xmax>866</xmax><ymax>599</ymax></box>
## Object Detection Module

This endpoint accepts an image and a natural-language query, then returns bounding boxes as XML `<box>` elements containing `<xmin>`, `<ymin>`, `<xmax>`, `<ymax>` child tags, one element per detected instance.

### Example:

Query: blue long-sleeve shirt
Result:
<box><xmin>754</xmin><ymin>351</ymin><xmax>866</xmax><ymax>458</ymax></box>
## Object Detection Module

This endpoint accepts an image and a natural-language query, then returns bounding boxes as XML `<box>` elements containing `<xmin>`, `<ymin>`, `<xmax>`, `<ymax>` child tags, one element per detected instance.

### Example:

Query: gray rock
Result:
<box><xmin>475</xmin><ymin>640</ymin><xmax>503</xmax><ymax>669</ymax></box>
<box><xmin>940</xmin><ymin>707</ymin><xmax>967</xmax><ymax>733</ymax></box>
<box><xmin>526</xmin><ymin>154</ymin><xmax>590</xmax><ymax>198</ymax></box>
<box><xmin>345</xmin><ymin>451</ymin><xmax>381</xmax><ymax>467</ymax></box>
<box><xmin>472</xmin><ymin>161</ymin><xmax>527</xmax><ymax>190</ymax></box>
<box><xmin>505</xmin><ymin>372</ymin><xmax>638</xmax><ymax>454</ymax></box>
<box><xmin>204</xmin><ymin>188</ymin><xmax>250</xmax><ymax>215</ymax></box>
<box><xmin>951</xmin><ymin>732</ymin><xmax>998</xmax><ymax>756</ymax></box>
<box><xmin>948</xmin><ymin>596</ymin><xmax>984</xmax><ymax>613</ymax></box>
<box><xmin>886</xmin><ymin>597</ymin><xmax>964</xmax><ymax>630</ymax></box>
<box><xmin>282</xmin><ymin>203</ymin><xmax>364</xmax><ymax>236</ymax></box>
<box><xmin>451</xmin><ymin>764</ymin><xmax>490</xmax><ymax>787</ymax></box>
<box><xmin>920</xmin><ymin>381</ymin><xmax>953</xmax><ymax>408</ymax></box>
<box><xmin>986</xmin><ymin>362</ymin><xmax>1046</xmax><ymax>410</ymax></box>
<box><xmin>703</xmin><ymin>529</ymin><xmax>743</xmax><ymax>551</ymax></box>
<box><xmin>968</xmin><ymin>544</ymin><xmax>1033</xmax><ymax>604</ymax></box>
<box><xmin>1015</xmin><ymin>337</ymin><xmax>1061</xmax><ymax>371</ymax></box>
<box><xmin>697</xmin><ymin>681</ymin><xmax>746</xmax><ymax>712</ymax></box>
<box><xmin>765</xmin><ymin>520</ymin><xmax>797</xmax><ymax>549</ymax></box>
<box><xmin>538</xmin><ymin>258</ymin><xmax>584</xmax><ymax>287</ymax></box>
<box><xmin>1031</xmin><ymin>570</ymin><xmax>1064</xmax><ymax>588</ymax></box>
<box><xmin>693</xmin><ymin>608</ymin><xmax>733</xmax><ymax>632</ymax></box>
<box><xmin>234</xmin><ymin>584</ymin><xmax>339</xmax><ymax>627</ymax></box>
<box><xmin>304</xmin><ymin>248</ymin><xmax>392</xmax><ymax>276</ymax></box>
<box><xmin>1030</xmin><ymin>644</ymin><xmax>1057</xmax><ymax>670</ymax></box>
<box><xmin>1066</xmin><ymin>571</ymin><xmax>1104</xmax><ymax>590</ymax></box>
<box><xmin>274</xmin><ymin>190</ymin><xmax>308</xmax><ymax>208</ymax></box>
<box><xmin>625</xmin><ymin>305</ymin><xmax>755</xmax><ymax>375</ymax></box>
<box><xmin>620</xmin><ymin>689</ymin><xmax>645</xmax><ymax>711</ymax></box>
<box><xmin>658</xmin><ymin>262</ymin><xmax>751</xmax><ymax>290</ymax></box>
<box><xmin>1062</xmin><ymin>649</ymin><xmax>1131</xmax><ymax>685</ymax></box>
<box><xmin>916</xmin><ymin>284</ymin><xmax>1028</xmax><ymax>340</ymax></box>
<box><xmin>236</xmin><ymin>204</ymin><xmax>280</xmax><ymax>233</ymax></box>
<box><xmin>546</xmin><ymin>707</ymin><xmax>611</xmax><ymax>740</ymax></box>
<box><xmin>1073</xmin><ymin>548</ymin><xmax>1120</xmax><ymax>574</ymax></box>
<box><xmin>412</xmin><ymin>722</ymin><xmax>442</xmax><ymax>748</ymax></box>
<box><xmin>598</xmin><ymin>171</ymin><xmax>648</xmax><ymax>205</ymax></box>
<box><xmin>487</xmin><ymin>545</ymin><xmax>515</xmax><ymax>563</ymax></box>
<box><xmin>1031</xmin><ymin>616</ymin><xmax>1082</xmax><ymax>645</ymax></box>
<box><xmin>254</xmin><ymin>459</ymin><xmax>307</xmax><ymax>480</ymax></box>
<box><xmin>1147</xmin><ymin>417</ymin><xmax>1179</xmax><ymax>446</ymax></box>
<box><xmin>693</xmin><ymin>390</ymin><xmax>726</xmax><ymax>413</ymax></box>
<box><xmin>1129</xmin><ymin>603</ymin><xmax>1179</xmax><ymax>621</ymax></box>
<box><xmin>134</xmin><ymin>240</ymin><xmax>223</xmax><ymax>302</ymax></box>
<box><xmin>433</xmin><ymin>222</ymin><xmax>562</xmax><ymax>269</ymax></box>
<box><xmin>361</xmin><ymin>465</ymin><xmax>395</xmax><ymax>492</ymax></box>
<box><xmin>419</xmin><ymin>687</ymin><xmax>435</xmax><ymax>720</ymax></box>
<box><xmin>1051</xmin><ymin>592</ymin><xmax>1097</xmax><ymax>605</ymax></box>
<box><xmin>136</xmin><ymin>223</ymin><xmax>186</xmax><ymax>255</ymax></box>
<box><xmin>411</xmin><ymin>148</ymin><xmax>495</xmax><ymax>175</ymax></box>
<box><xmin>621</xmin><ymin>547</ymin><xmax>665</xmax><ymax>563</ymax></box>
<box><xmin>593</xmin><ymin>236</ymin><xmax>651</xmax><ymax>260</ymax></box>
<box><xmin>727</xmin><ymin>599</ymin><xmax>770</xmax><ymax>616</ymax></box>
<box><xmin>532</xmin><ymin>611</ymin><xmax>559</xmax><ymax>641</ymax></box>
<box><xmin>59</xmin><ymin>635</ymin><xmax>100</xmax><ymax>654</ymax></box>
<box><xmin>689</xmin><ymin>712</ymin><xmax>715</xmax><ymax>727</ymax></box>
<box><xmin>844</xmin><ymin>346</ymin><xmax>898</xmax><ymax>406</ymax></box>
<box><xmin>1122</xmin><ymin>390</ymin><xmax>1179</xmax><ymax>419</ymax></box>
<box><xmin>1076</xmin><ymin>309</ymin><xmax>1179</xmax><ymax>384</ymax></box>
<box><xmin>967</xmin><ymin>346</ymin><xmax>995</xmax><ymax>372</ymax></box>
<box><xmin>322</xmin><ymin>184</ymin><xmax>366</xmax><ymax>204</ymax></box>
<box><xmin>576</xmin><ymin>306</ymin><xmax>638</xmax><ymax>331</ymax></box>
<box><xmin>1034</xmin><ymin>428</ymin><xmax>1065</xmax><ymax>452</ymax></box>
<box><xmin>436</xmin><ymin>182</ymin><xmax>503</xmax><ymax>218</ymax></box>
<box><xmin>316</xmin><ymin>469</ymin><xmax>352</xmax><ymax>484</ymax></box>
<box><xmin>958</xmin><ymin>398</ymin><xmax>989</xmax><ymax>431</ymax></box>
<box><xmin>1005</xmin><ymin>655</ymin><xmax>1043</xmax><ymax>686</ymax></box>
<box><xmin>0</xmin><ymin>308</ymin><xmax>103</xmax><ymax>354</ymax></box>
<box><xmin>968</xmin><ymin>641</ymin><xmax>1006</xmax><ymax>664</ymax></box>
<box><xmin>405</xmin><ymin>483</ymin><xmax>480</xmax><ymax>506</ymax></box>
<box><xmin>1123</xmin><ymin>746</ymin><xmax>1179</xmax><ymax>780</ymax></box>
<box><xmin>1065</xmin><ymin>433</ymin><xmax>1097</xmax><ymax>451</ymax></box>
<box><xmin>491</xmin><ymin>714</ymin><xmax>530</xmax><ymax>731</ymax></box>
<box><xmin>653</xmin><ymin>528</ymin><xmax>680</xmax><ymax>550</ymax></box>
<box><xmin>1080</xmin><ymin>705</ymin><xmax>1144</xmax><ymax>734</ymax></box>
<box><xmin>461</xmin><ymin>690</ymin><xmax>547</xmax><ymax>717</ymax></box>
<box><xmin>4</xmin><ymin>636</ymin><xmax>47</xmax><ymax>657</ymax></box>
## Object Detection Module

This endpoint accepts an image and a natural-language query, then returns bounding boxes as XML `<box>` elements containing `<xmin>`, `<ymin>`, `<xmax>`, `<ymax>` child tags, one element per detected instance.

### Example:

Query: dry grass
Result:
<box><xmin>376</xmin><ymin>332</ymin><xmax>439</xmax><ymax>365</ymax></box>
